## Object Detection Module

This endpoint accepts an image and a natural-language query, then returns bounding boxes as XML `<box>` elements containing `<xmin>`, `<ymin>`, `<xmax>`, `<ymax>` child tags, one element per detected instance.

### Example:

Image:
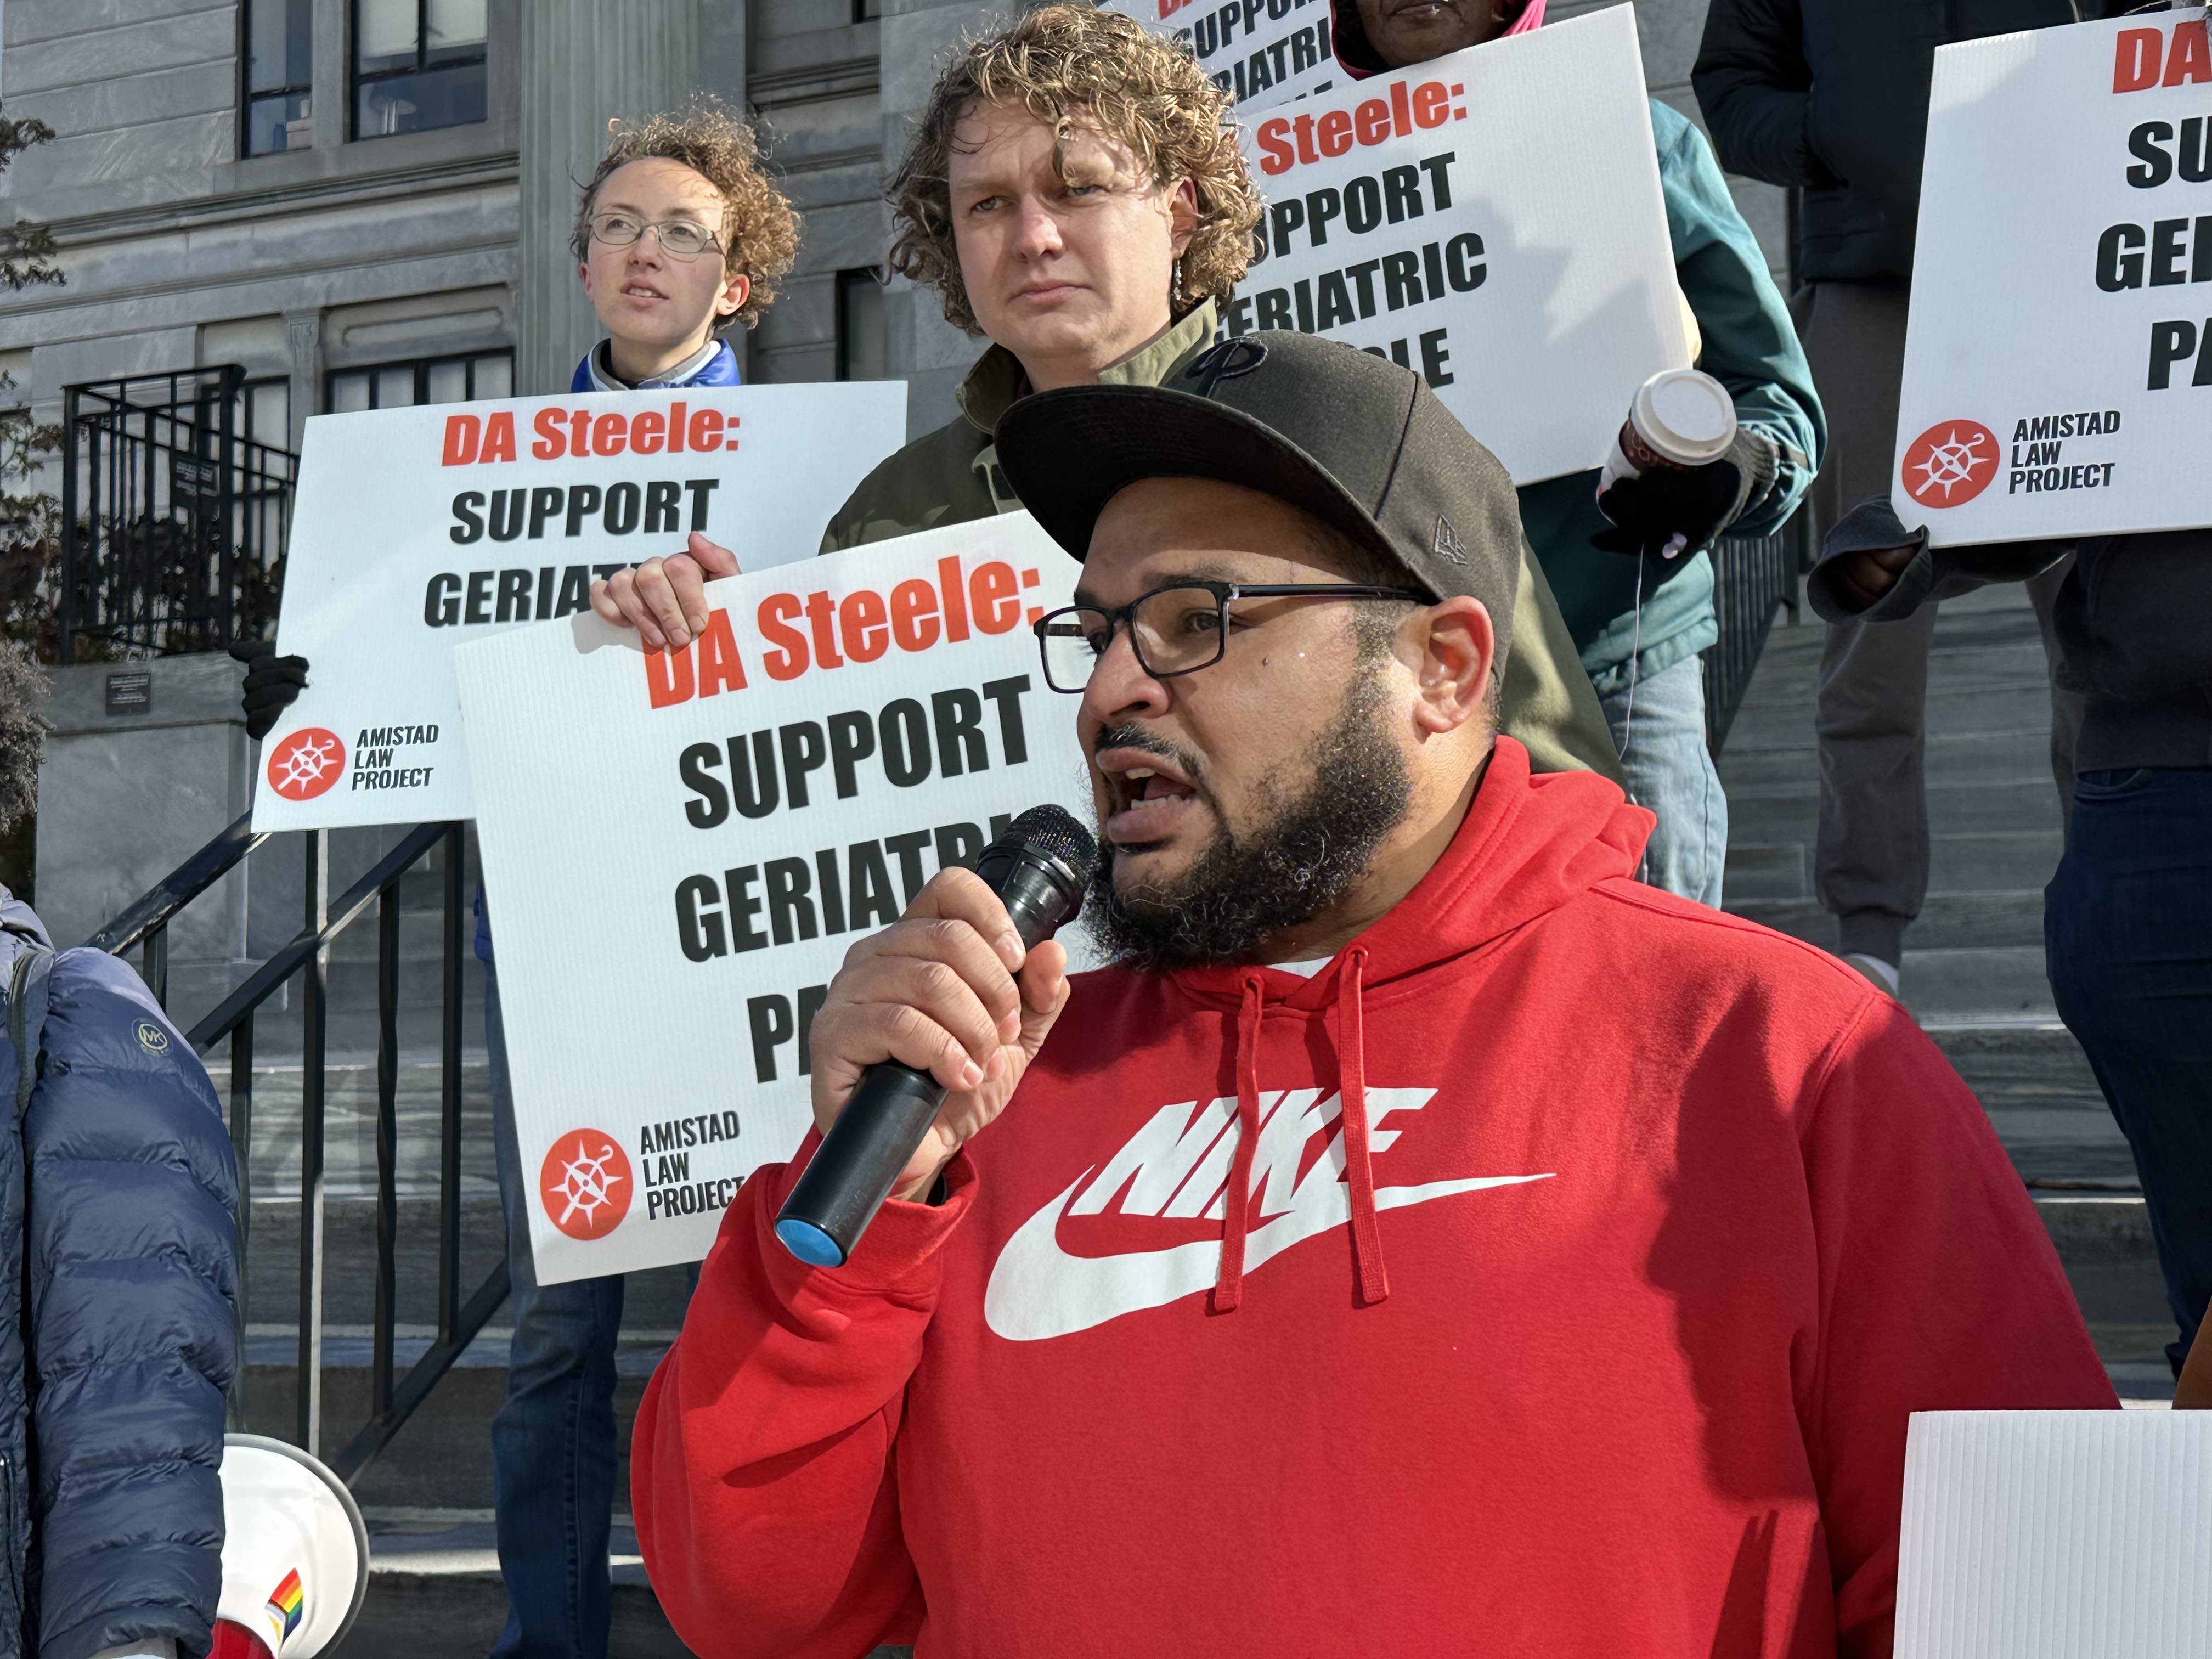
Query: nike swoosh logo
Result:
<box><xmin>984</xmin><ymin>1169</ymin><xmax>1553</xmax><ymax>1342</ymax></box>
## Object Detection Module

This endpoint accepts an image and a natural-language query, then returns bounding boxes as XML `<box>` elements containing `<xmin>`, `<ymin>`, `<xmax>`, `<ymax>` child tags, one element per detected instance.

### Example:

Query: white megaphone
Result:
<box><xmin>209</xmin><ymin>1435</ymin><xmax>369</xmax><ymax>1659</ymax></box>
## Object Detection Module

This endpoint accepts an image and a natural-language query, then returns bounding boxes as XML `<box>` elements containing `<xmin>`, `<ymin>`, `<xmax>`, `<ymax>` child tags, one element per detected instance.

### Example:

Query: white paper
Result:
<box><xmin>1898</xmin><ymin>9</ymin><xmax>2212</xmax><ymax>544</ymax></box>
<box><xmin>1102</xmin><ymin>0</ymin><xmax>1344</xmax><ymax>110</ymax></box>
<box><xmin>1895</xmin><ymin>1410</ymin><xmax>2212</xmax><ymax>1656</ymax></box>
<box><xmin>1227</xmin><ymin>9</ymin><xmax>1690</xmax><ymax>484</ymax></box>
<box><xmin>454</xmin><ymin>514</ymin><xmax>1092</xmax><ymax>1283</ymax></box>
<box><xmin>251</xmin><ymin>382</ymin><xmax>907</xmax><ymax>830</ymax></box>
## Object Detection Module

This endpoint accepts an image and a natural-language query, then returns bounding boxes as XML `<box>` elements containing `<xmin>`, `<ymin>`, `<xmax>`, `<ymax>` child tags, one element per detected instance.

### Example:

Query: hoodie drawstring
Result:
<box><xmin>1211</xmin><ymin>973</ymin><xmax>1267</xmax><ymax>1313</ymax></box>
<box><xmin>1336</xmin><ymin>948</ymin><xmax>1390</xmax><ymax>1306</ymax></box>
<box><xmin>1211</xmin><ymin>954</ymin><xmax>1390</xmax><ymax>1313</ymax></box>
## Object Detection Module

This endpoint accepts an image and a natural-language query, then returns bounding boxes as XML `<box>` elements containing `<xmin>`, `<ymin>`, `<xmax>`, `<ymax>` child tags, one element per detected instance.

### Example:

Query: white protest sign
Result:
<box><xmin>1898</xmin><ymin>8</ymin><xmax>2212</xmax><ymax>544</ymax></box>
<box><xmin>251</xmin><ymin>382</ymin><xmax>906</xmax><ymax>831</ymax></box>
<box><xmin>454</xmin><ymin>514</ymin><xmax>1090</xmax><ymax>1284</ymax></box>
<box><xmin>1895</xmin><ymin>1410</ymin><xmax>2212</xmax><ymax>1657</ymax></box>
<box><xmin>1102</xmin><ymin>0</ymin><xmax>1342</xmax><ymax>110</ymax></box>
<box><xmin>1228</xmin><ymin>9</ymin><xmax>1690</xmax><ymax>484</ymax></box>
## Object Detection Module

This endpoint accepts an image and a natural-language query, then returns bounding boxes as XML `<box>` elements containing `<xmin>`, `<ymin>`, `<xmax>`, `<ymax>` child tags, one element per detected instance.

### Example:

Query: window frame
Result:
<box><xmin>240</xmin><ymin>0</ymin><xmax>316</xmax><ymax>160</ymax></box>
<box><xmin>326</xmin><ymin>349</ymin><xmax>515</xmax><ymax>413</ymax></box>
<box><xmin>236</xmin><ymin>375</ymin><xmax>294</xmax><ymax>452</ymax></box>
<box><xmin>349</xmin><ymin>0</ymin><xmax>490</xmax><ymax>143</ymax></box>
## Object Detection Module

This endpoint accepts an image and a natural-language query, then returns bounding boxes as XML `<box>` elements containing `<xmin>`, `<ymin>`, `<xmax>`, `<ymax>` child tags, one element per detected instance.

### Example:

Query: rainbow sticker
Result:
<box><xmin>266</xmin><ymin>1567</ymin><xmax>305</xmax><ymax>1643</ymax></box>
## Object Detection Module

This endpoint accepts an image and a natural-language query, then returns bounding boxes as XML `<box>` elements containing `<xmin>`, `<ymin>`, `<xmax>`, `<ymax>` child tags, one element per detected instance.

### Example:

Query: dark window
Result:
<box><xmin>352</xmin><ymin>0</ymin><xmax>488</xmax><ymax>140</ymax></box>
<box><xmin>238</xmin><ymin>377</ymin><xmax>293</xmax><ymax>449</ymax></box>
<box><xmin>244</xmin><ymin>0</ymin><xmax>314</xmax><ymax>156</ymax></box>
<box><xmin>836</xmin><ymin>269</ymin><xmax>887</xmax><ymax>383</ymax></box>
<box><xmin>329</xmin><ymin>349</ymin><xmax>512</xmax><ymax>412</ymax></box>
<box><xmin>854</xmin><ymin>0</ymin><xmax>882</xmax><ymax>21</ymax></box>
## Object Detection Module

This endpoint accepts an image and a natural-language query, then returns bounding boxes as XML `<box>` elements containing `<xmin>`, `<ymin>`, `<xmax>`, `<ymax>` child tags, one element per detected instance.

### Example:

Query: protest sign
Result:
<box><xmin>1224</xmin><ymin>8</ymin><xmax>1690</xmax><ymax>484</ymax></box>
<box><xmin>250</xmin><ymin>382</ymin><xmax>906</xmax><ymax>832</ymax></box>
<box><xmin>1894</xmin><ymin>1410</ymin><xmax>2212</xmax><ymax>1657</ymax></box>
<box><xmin>1102</xmin><ymin>0</ymin><xmax>1342</xmax><ymax>110</ymax></box>
<box><xmin>453</xmin><ymin>514</ymin><xmax>1090</xmax><ymax>1284</ymax></box>
<box><xmin>1898</xmin><ymin>9</ymin><xmax>2212</xmax><ymax>544</ymax></box>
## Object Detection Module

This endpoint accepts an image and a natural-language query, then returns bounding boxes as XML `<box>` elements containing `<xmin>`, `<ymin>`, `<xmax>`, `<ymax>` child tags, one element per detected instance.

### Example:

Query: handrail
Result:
<box><xmin>90</xmin><ymin>812</ymin><xmax>509</xmax><ymax>1483</ymax></box>
<box><xmin>84</xmin><ymin>810</ymin><xmax>268</xmax><ymax>955</ymax></box>
<box><xmin>331</xmin><ymin>1260</ymin><xmax>512</xmax><ymax>1483</ymax></box>
<box><xmin>184</xmin><ymin>819</ymin><xmax>449</xmax><ymax>1049</ymax></box>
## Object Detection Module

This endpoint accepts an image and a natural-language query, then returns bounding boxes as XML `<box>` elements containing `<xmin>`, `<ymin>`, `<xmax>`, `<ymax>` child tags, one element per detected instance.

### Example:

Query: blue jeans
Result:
<box><xmin>1597</xmin><ymin>653</ymin><xmax>1728</xmax><ymax>907</ymax></box>
<box><xmin>487</xmin><ymin>968</ymin><xmax>624</xmax><ymax>1659</ymax></box>
<box><xmin>2046</xmin><ymin>765</ymin><xmax>2212</xmax><ymax>1372</ymax></box>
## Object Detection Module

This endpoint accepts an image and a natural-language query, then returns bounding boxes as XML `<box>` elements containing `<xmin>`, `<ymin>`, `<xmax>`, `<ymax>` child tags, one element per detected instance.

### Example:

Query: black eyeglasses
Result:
<box><xmin>1032</xmin><ymin>580</ymin><xmax>1428</xmax><ymax>694</ymax></box>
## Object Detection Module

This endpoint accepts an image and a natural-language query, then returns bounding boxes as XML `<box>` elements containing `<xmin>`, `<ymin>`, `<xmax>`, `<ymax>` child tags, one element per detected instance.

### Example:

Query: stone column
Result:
<box><xmin>877</xmin><ymin>0</ymin><xmax>994</xmax><ymax>437</ymax></box>
<box><xmin>516</xmin><ymin>0</ymin><xmax>706</xmax><ymax>396</ymax></box>
<box><xmin>285</xmin><ymin>308</ymin><xmax>323</xmax><ymax>455</ymax></box>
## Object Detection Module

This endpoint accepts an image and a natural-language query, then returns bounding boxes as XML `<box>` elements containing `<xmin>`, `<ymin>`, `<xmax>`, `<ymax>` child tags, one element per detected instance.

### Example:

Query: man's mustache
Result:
<box><xmin>1091</xmin><ymin>724</ymin><xmax>1210</xmax><ymax>787</ymax></box>
<box><xmin>1088</xmin><ymin>725</ymin><xmax>1221</xmax><ymax>823</ymax></box>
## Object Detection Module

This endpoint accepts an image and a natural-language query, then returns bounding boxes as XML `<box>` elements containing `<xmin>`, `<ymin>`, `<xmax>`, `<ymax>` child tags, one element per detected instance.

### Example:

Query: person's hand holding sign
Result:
<box><xmin>1827</xmin><ymin>538</ymin><xmax>1920</xmax><ymax>613</ymax></box>
<box><xmin>1809</xmin><ymin>498</ymin><xmax>1932</xmax><ymax>618</ymax></box>
<box><xmin>589</xmin><ymin>531</ymin><xmax>740</xmax><ymax>650</ymax></box>
<box><xmin>807</xmin><ymin>865</ymin><xmax>1072</xmax><ymax>1203</ymax></box>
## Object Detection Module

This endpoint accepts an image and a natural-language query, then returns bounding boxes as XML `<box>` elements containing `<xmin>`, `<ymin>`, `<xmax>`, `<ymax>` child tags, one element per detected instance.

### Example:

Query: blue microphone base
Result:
<box><xmin>775</xmin><ymin>1216</ymin><xmax>848</xmax><ymax>1267</ymax></box>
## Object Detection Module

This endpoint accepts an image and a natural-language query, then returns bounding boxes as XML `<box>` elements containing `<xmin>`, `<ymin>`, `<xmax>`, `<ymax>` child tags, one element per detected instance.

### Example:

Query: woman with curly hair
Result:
<box><xmin>567</xmin><ymin>99</ymin><xmax>799</xmax><ymax>392</ymax></box>
<box><xmin>590</xmin><ymin>4</ymin><xmax>1621</xmax><ymax>783</ymax></box>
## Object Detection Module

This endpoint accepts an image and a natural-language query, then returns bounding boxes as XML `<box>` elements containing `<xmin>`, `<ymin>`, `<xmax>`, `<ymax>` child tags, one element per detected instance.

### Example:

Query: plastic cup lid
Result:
<box><xmin>1634</xmin><ymin>370</ymin><xmax>1736</xmax><ymax>464</ymax></box>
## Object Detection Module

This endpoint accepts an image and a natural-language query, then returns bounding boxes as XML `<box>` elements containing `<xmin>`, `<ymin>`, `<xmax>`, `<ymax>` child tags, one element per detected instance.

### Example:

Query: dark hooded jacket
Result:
<box><xmin>0</xmin><ymin>892</ymin><xmax>238</xmax><ymax>1659</ymax></box>
<box><xmin>1692</xmin><ymin>0</ymin><xmax>2089</xmax><ymax>281</ymax></box>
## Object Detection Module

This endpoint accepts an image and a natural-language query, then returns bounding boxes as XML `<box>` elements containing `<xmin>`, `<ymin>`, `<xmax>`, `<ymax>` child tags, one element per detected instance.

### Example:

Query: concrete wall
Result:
<box><xmin>33</xmin><ymin>652</ymin><xmax>252</xmax><ymax>969</ymax></box>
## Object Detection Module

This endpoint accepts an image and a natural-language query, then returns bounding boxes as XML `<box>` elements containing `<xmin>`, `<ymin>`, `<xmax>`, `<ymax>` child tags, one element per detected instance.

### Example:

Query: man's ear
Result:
<box><xmin>719</xmin><ymin>272</ymin><xmax>751</xmax><ymax>321</ymax></box>
<box><xmin>1165</xmin><ymin>177</ymin><xmax>1199</xmax><ymax>259</ymax></box>
<box><xmin>1407</xmin><ymin>596</ymin><xmax>1495</xmax><ymax>737</ymax></box>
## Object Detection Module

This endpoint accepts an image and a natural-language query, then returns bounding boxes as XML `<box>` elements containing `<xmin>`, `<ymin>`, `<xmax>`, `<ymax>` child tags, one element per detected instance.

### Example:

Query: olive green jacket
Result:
<box><xmin>821</xmin><ymin>304</ymin><xmax>1623</xmax><ymax>781</ymax></box>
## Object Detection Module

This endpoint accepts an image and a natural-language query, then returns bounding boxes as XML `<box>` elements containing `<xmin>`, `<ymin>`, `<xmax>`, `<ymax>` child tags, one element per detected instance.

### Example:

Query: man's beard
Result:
<box><xmin>1084</xmin><ymin>667</ymin><xmax>1413</xmax><ymax>973</ymax></box>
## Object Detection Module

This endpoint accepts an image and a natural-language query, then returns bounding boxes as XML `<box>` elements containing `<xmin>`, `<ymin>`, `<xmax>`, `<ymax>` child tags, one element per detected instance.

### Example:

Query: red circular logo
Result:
<box><xmin>539</xmin><ymin>1131</ymin><xmax>633</xmax><ymax>1242</ymax></box>
<box><xmin>1900</xmin><ymin>420</ymin><xmax>2000</xmax><ymax>509</ymax></box>
<box><xmin>266</xmin><ymin>727</ymin><xmax>347</xmax><ymax>800</ymax></box>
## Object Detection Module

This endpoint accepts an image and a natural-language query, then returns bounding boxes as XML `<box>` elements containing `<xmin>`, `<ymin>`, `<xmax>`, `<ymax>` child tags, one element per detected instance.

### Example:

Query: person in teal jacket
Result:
<box><xmin>1330</xmin><ymin>0</ymin><xmax>1825</xmax><ymax>905</ymax></box>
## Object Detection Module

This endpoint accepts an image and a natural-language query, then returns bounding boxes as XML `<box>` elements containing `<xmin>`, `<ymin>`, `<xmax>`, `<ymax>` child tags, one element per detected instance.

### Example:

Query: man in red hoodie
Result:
<box><xmin>633</xmin><ymin>333</ymin><xmax>2114</xmax><ymax>1658</ymax></box>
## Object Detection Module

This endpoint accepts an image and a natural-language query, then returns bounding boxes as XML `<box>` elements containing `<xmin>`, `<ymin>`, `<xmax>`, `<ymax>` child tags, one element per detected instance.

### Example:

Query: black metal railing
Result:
<box><xmin>1706</xmin><ymin>514</ymin><xmax>1804</xmax><ymax>752</ymax></box>
<box><xmin>88</xmin><ymin>816</ymin><xmax>507</xmax><ymax>1483</ymax></box>
<box><xmin>58</xmin><ymin>366</ymin><xmax>296</xmax><ymax>664</ymax></box>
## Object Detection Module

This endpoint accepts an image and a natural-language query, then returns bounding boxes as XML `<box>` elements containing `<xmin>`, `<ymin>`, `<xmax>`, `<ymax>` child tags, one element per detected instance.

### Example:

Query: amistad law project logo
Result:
<box><xmin>266</xmin><ymin>727</ymin><xmax>347</xmax><ymax>800</ymax></box>
<box><xmin>1900</xmin><ymin>420</ymin><xmax>2000</xmax><ymax>508</ymax></box>
<box><xmin>540</xmin><ymin>1131</ymin><xmax>633</xmax><ymax>1242</ymax></box>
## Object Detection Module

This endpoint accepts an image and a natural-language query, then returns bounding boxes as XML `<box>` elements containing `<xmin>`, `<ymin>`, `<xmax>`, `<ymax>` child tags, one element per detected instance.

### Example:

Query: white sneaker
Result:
<box><xmin>1842</xmin><ymin>952</ymin><xmax>1902</xmax><ymax>1000</ymax></box>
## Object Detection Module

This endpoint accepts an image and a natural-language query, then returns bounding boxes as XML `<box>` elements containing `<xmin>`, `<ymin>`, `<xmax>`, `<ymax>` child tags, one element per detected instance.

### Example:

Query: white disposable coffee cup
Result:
<box><xmin>1598</xmin><ymin>368</ymin><xmax>1737</xmax><ymax>491</ymax></box>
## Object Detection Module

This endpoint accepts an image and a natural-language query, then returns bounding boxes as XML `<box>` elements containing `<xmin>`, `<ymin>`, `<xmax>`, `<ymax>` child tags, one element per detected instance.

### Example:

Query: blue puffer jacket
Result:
<box><xmin>0</xmin><ymin>890</ymin><xmax>239</xmax><ymax>1659</ymax></box>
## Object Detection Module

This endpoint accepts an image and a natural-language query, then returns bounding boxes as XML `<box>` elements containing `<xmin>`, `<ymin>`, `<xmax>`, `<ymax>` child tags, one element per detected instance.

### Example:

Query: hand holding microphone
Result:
<box><xmin>777</xmin><ymin>808</ymin><xmax>1097</xmax><ymax>1266</ymax></box>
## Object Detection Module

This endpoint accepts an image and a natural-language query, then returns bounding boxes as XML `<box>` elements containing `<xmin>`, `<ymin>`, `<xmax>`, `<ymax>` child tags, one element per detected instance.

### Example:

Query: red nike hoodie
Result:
<box><xmin>634</xmin><ymin>738</ymin><xmax>2115</xmax><ymax>1658</ymax></box>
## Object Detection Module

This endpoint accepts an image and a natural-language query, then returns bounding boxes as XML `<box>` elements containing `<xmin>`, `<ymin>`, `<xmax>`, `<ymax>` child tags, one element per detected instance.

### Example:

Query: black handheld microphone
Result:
<box><xmin>774</xmin><ymin>805</ymin><xmax>1098</xmax><ymax>1267</ymax></box>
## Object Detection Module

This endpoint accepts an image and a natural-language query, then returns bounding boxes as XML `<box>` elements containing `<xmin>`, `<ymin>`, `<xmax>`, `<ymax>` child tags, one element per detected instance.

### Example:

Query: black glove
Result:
<box><xmin>1591</xmin><ymin>428</ymin><xmax>1776</xmax><ymax>561</ymax></box>
<box><xmin>227</xmin><ymin>639</ymin><xmax>309</xmax><ymax>740</ymax></box>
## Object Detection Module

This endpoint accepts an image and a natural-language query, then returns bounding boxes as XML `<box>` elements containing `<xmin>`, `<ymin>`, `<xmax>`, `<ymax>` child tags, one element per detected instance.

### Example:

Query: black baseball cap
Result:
<box><xmin>992</xmin><ymin>330</ymin><xmax>1522</xmax><ymax>661</ymax></box>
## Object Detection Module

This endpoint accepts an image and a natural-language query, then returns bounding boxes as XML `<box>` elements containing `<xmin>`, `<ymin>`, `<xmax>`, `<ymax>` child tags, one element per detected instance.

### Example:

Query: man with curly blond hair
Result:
<box><xmin>591</xmin><ymin>5</ymin><xmax>1622</xmax><ymax>782</ymax></box>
